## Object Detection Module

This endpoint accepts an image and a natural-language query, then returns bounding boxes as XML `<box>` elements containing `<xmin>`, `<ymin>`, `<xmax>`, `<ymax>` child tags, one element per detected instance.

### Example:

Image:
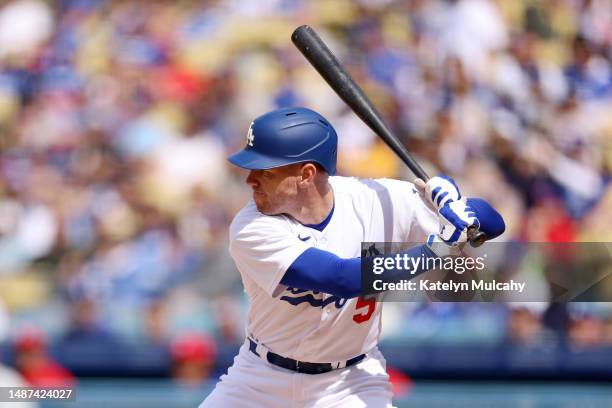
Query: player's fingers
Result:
<box><xmin>413</xmin><ymin>178</ymin><xmax>426</xmax><ymax>194</ymax></box>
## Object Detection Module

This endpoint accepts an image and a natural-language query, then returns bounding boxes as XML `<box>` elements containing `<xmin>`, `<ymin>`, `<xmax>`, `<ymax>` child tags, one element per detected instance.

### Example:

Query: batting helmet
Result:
<box><xmin>228</xmin><ymin>107</ymin><xmax>337</xmax><ymax>175</ymax></box>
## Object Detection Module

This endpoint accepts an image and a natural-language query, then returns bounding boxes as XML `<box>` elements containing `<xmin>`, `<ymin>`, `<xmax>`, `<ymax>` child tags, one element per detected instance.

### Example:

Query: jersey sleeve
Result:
<box><xmin>367</xmin><ymin>178</ymin><xmax>439</xmax><ymax>242</ymax></box>
<box><xmin>405</xmin><ymin>184</ymin><xmax>440</xmax><ymax>242</ymax></box>
<box><xmin>229</xmin><ymin>203</ymin><xmax>311</xmax><ymax>296</ymax></box>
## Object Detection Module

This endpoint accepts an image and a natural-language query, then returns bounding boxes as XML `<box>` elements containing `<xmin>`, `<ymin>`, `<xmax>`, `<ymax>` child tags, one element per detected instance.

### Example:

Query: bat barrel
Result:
<box><xmin>292</xmin><ymin>25</ymin><xmax>429</xmax><ymax>181</ymax></box>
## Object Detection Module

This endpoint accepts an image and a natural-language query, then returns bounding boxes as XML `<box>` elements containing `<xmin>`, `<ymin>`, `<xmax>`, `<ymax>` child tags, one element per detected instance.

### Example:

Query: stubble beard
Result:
<box><xmin>253</xmin><ymin>192</ymin><xmax>290</xmax><ymax>217</ymax></box>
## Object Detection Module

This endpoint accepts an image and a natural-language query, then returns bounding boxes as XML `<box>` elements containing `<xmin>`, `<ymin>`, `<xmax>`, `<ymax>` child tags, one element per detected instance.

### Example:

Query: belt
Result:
<box><xmin>247</xmin><ymin>338</ymin><xmax>366</xmax><ymax>375</ymax></box>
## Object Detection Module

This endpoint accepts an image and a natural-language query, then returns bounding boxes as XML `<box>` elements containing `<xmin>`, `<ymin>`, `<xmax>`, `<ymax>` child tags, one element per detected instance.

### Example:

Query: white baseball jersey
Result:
<box><xmin>229</xmin><ymin>176</ymin><xmax>438</xmax><ymax>363</ymax></box>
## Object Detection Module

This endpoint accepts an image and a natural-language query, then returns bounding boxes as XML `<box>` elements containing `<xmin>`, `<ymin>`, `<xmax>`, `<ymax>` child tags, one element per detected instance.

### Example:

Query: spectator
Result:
<box><xmin>507</xmin><ymin>306</ymin><xmax>545</xmax><ymax>345</ymax></box>
<box><xmin>170</xmin><ymin>332</ymin><xmax>217</xmax><ymax>386</ymax></box>
<box><xmin>13</xmin><ymin>328</ymin><xmax>75</xmax><ymax>387</ymax></box>
<box><xmin>0</xmin><ymin>302</ymin><xmax>37</xmax><ymax>408</ymax></box>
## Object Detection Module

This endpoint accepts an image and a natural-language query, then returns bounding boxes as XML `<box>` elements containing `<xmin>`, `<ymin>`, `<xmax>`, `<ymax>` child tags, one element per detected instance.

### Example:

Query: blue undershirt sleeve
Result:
<box><xmin>281</xmin><ymin>245</ymin><xmax>438</xmax><ymax>299</ymax></box>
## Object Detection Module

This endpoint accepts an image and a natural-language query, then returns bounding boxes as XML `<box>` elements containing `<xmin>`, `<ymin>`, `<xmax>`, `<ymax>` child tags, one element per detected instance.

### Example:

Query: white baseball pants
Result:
<box><xmin>199</xmin><ymin>341</ymin><xmax>394</xmax><ymax>407</ymax></box>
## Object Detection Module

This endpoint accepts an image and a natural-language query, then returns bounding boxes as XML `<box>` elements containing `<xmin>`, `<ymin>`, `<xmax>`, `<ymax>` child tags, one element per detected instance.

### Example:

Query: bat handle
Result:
<box><xmin>467</xmin><ymin>227</ymin><xmax>487</xmax><ymax>248</ymax></box>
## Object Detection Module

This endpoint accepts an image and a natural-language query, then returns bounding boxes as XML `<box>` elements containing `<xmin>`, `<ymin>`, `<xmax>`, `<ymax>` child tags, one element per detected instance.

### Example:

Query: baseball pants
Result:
<box><xmin>199</xmin><ymin>341</ymin><xmax>394</xmax><ymax>407</ymax></box>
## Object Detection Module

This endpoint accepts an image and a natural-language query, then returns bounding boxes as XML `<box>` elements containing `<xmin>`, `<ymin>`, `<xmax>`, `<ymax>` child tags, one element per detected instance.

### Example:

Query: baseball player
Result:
<box><xmin>199</xmin><ymin>107</ymin><xmax>504</xmax><ymax>407</ymax></box>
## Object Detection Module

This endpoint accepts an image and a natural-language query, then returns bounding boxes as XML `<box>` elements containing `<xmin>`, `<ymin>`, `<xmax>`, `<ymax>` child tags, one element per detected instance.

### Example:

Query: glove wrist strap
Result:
<box><xmin>426</xmin><ymin>234</ymin><xmax>462</xmax><ymax>257</ymax></box>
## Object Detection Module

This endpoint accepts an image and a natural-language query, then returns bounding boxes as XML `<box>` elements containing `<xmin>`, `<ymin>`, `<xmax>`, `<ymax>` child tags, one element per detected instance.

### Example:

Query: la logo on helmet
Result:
<box><xmin>246</xmin><ymin>122</ymin><xmax>255</xmax><ymax>147</ymax></box>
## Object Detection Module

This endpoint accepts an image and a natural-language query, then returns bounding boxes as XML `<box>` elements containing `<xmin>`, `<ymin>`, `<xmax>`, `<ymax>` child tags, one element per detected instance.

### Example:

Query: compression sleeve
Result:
<box><xmin>281</xmin><ymin>245</ymin><xmax>438</xmax><ymax>298</ymax></box>
<box><xmin>467</xmin><ymin>198</ymin><xmax>505</xmax><ymax>239</ymax></box>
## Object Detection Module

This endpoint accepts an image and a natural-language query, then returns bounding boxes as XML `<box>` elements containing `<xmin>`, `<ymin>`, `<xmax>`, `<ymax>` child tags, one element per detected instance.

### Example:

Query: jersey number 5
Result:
<box><xmin>352</xmin><ymin>296</ymin><xmax>376</xmax><ymax>324</ymax></box>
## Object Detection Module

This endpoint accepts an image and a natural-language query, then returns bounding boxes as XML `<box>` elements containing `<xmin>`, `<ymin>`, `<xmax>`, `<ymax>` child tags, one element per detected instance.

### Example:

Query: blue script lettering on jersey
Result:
<box><xmin>280</xmin><ymin>287</ymin><xmax>348</xmax><ymax>309</ymax></box>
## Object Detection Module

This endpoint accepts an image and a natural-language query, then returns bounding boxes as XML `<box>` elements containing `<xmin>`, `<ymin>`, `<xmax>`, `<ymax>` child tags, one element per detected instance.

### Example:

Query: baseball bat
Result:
<box><xmin>291</xmin><ymin>25</ymin><xmax>486</xmax><ymax>247</ymax></box>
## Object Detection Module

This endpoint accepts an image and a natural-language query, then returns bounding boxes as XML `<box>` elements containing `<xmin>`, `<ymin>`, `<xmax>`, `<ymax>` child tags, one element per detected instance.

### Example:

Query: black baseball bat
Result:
<box><xmin>291</xmin><ymin>25</ymin><xmax>487</xmax><ymax>247</ymax></box>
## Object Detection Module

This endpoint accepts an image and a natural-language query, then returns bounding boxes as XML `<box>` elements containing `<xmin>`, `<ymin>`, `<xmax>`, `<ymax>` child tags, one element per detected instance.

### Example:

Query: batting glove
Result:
<box><xmin>421</xmin><ymin>175</ymin><xmax>462</xmax><ymax>211</ymax></box>
<box><xmin>430</xmin><ymin>199</ymin><xmax>480</xmax><ymax>247</ymax></box>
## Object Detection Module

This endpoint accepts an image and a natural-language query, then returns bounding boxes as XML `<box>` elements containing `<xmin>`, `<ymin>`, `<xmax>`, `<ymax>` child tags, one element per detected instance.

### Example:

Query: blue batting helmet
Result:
<box><xmin>228</xmin><ymin>107</ymin><xmax>338</xmax><ymax>175</ymax></box>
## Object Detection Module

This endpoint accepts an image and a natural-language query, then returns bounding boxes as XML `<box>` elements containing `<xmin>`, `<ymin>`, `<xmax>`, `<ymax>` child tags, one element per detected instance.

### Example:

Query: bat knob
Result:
<box><xmin>467</xmin><ymin>227</ymin><xmax>487</xmax><ymax>248</ymax></box>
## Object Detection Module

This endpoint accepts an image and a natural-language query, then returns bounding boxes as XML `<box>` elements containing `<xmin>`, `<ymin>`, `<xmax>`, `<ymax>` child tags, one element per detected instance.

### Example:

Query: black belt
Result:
<box><xmin>248</xmin><ymin>338</ymin><xmax>366</xmax><ymax>375</ymax></box>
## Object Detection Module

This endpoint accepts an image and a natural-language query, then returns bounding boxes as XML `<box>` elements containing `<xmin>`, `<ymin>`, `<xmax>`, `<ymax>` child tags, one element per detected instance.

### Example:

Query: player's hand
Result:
<box><xmin>414</xmin><ymin>175</ymin><xmax>461</xmax><ymax>211</ymax></box>
<box><xmin>436</xmin><ymin>199</ymin><xmax>479</xmax><ymax>245</ymax></box>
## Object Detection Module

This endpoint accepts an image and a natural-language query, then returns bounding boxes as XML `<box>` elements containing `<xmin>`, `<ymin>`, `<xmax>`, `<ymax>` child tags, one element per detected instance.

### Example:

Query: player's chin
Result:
<box><xmin>257</xmin><ymin>207</ymin><xmax>279</xmax><ymax>216</ymax></box>
<box><xmin>253</xmin><ymin>195</ymin><xmax>271</xmax><ymax>214</ymax></box>
<box><xmin>256</xmin><ymin>203</ymin><xmax>277</xmax><ymax>215</ymax></box>
<box><xmin>254</xmin><ymin>200</ymin><xmax>281</xmax><ymax>216</ymax></box>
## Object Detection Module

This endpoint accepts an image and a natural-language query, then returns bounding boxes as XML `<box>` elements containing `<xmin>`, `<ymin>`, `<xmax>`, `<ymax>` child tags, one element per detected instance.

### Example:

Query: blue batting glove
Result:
<box><xmin>437</xmin><ymin>200</ymin><xmax>480</xmax><ymax>245</ymax></box>
<box><xmin>424</xmin><ymin>175</ymin><xmax>461</xmax><ymax>211</ymax></box>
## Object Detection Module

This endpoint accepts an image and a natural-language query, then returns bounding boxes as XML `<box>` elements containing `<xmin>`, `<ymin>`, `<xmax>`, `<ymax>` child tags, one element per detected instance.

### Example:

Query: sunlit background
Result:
<box><xmin>0</xmin><ymin>0</ymin><xmax>611</xmax><ymax>407</ymax></box>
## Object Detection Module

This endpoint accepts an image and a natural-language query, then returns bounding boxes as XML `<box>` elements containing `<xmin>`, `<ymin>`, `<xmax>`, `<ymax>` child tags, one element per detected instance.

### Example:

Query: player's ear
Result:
<box><xmin>297</xmin><ymin>163</ymin><xmax>317</xmax><ymax>186</ymax></box>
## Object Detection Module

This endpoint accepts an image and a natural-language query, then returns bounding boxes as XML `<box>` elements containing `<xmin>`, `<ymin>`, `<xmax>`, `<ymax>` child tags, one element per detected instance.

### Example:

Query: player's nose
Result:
<box><xmin>246</xmin><ymin>171</ymin><xmax>260</xmax><ymax>188</ymax></box>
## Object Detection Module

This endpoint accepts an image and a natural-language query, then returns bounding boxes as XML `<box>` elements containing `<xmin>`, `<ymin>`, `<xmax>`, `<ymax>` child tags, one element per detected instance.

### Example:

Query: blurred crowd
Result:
<box><xmin>0</xmin><ymin>0</ymin><xmax>611</xmax><ymax>385</ymax></box>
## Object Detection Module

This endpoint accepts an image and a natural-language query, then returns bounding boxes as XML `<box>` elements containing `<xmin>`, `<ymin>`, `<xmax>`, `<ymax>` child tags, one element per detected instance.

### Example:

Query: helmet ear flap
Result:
<box><xmin>227</xmin><ymin>107</ymin><xmax>338</xmax><ymax>175</ymax></box>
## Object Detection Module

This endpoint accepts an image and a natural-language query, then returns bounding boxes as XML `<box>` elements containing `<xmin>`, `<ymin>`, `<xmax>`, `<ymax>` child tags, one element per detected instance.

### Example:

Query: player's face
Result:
<box><xmin>246</xmin><ymin>165</ymin><xmax>302</xmax><ymax>215</ymax></box>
